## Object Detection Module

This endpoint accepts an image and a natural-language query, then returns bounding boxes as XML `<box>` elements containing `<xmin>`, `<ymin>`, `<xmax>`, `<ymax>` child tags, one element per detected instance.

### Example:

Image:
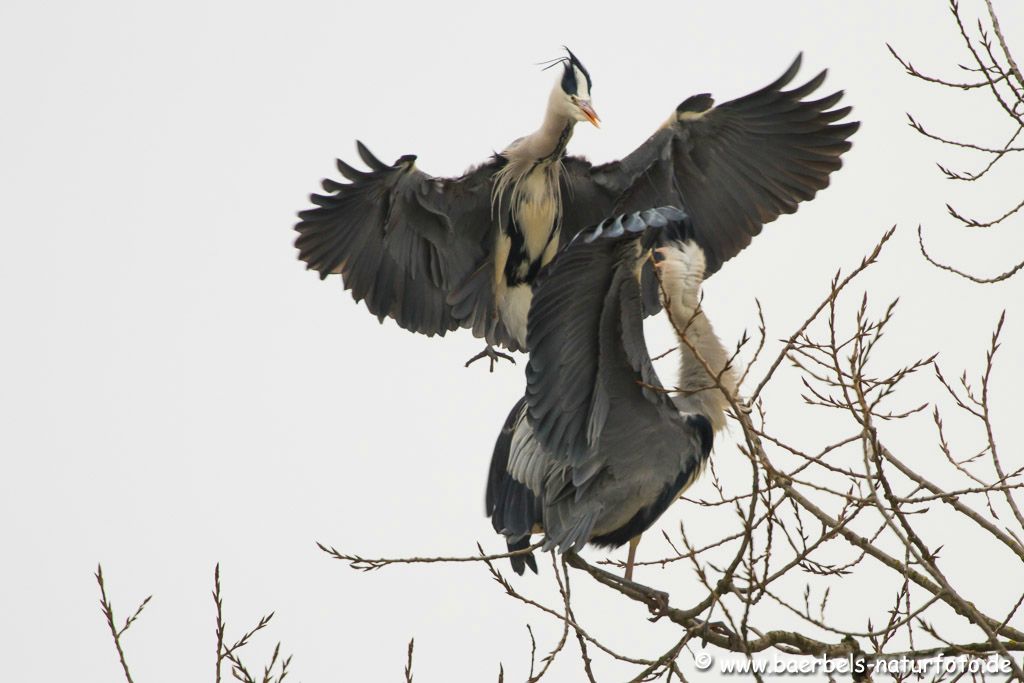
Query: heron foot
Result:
<box><xmin>646</xmin><ymin>589</ymin><xmax>672</xmax><ymax>621</ymax></box>
<box><xmin>694</xmin><ymin>619</ymin><xmax>734</xmax><ymax>645</ymax></box>
<box><xmin>601</xmin><ymin>569</ymin><xmax>669</xmax><ymax>618</ymax></box>
<box><xmin>570</xmin><ymin>554</ymin><xmax>670</xmax><ymax>618</ymax></box>
<box><xmin>464</xmin><ymin>344</ymin><xmax>516</xmax><ymax>372</ymax></box>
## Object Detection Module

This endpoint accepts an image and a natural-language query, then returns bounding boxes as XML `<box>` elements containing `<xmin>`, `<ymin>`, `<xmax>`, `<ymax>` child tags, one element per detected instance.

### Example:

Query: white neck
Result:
<box><xmin>671</xmin><ymin>306</ymin><xmax>737</xmax><ymax>433</ymax></box>
<box><xmin>540</xmin><ymin>86</ymin><xmax>575</xmax><ymax>144</ymax></box>
<box><xmin>658</xmin><ymin>242</ymin><xmax>738</xmax><ymax>433</ymax></box>
<box><xmin>505</xmin><ymin>84</ymin><xmax>575</xmax><ymax>163</ymax></box>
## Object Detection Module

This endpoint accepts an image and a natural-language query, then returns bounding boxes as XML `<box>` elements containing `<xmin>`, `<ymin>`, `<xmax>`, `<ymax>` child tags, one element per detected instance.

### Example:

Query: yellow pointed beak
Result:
<box><xmin>578</xmin><ymin>100</ymin><xmax>601</xmax><ymax>128</ymax></box>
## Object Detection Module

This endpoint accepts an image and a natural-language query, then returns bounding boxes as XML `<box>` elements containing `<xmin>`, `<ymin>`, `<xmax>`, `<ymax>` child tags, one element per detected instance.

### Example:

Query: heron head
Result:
<box><xmin>548</xmin><ymin>47</ymin><xmax>600</xmax><ymax>128</ymax></box>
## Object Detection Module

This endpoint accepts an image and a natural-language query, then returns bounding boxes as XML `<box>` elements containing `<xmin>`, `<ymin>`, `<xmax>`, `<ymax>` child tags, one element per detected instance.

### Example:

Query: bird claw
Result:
<box><xmin>695</xmin><ymin>619</ymin><xmax>734</xmax><ymax>645</ymax></box>
<box><xmin>646</xmin><ymin>589</ymin><xmax>672</xmax><ymax>621</ymax></box>
<box><xmin>464</xmin><ymin>345</ymin><xmax>516</xmax><ymax>372</ymax></box>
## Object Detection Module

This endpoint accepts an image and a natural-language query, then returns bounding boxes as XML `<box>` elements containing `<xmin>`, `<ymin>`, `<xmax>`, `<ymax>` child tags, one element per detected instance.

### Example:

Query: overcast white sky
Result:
<box><xmin>3</xmin><ymin>1</ymin><xmax>1023</xmax><ymax>680</ymax></box>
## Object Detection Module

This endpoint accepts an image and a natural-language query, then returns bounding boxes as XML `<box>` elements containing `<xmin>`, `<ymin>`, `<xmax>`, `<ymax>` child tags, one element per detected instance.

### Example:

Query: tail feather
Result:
<box><xmin>487</xmin><ymin>397</ymin><xmax>541</xmax><ymax>575</ymax></box>
<box><xmin>507</xmin><ymin>535</ymin><xmax>538</xmax><ymax>575</ymax></box>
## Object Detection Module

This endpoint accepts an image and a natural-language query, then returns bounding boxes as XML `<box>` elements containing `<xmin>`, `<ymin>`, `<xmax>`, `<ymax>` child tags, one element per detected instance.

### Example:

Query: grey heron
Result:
<box><xmin>486</xmin><ymin>206</ymin><xmax>737</xmax><ymax>578</ymax></box>
<box><xmin>294</xmin><ymin>51</ymin><xmax>858</xmax><ymax>368</ymax></box>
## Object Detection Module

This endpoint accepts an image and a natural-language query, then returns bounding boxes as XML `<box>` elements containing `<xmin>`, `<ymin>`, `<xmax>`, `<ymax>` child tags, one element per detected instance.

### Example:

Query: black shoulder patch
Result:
<box><xmin>686</xmin><ymin>413</ymin><xmax>714</xmax><ymax>459</ymax></box>
<box><xmin>676</xmin><ymin>93</ymin><xmax>715</xmax><ymax>115</ymax></box>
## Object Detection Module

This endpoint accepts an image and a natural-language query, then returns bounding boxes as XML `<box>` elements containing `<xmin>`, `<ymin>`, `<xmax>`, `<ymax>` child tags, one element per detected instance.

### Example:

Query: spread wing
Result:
<box><xmin>295</xmin><ymin>142</ymin><xmax>515</xmax><ymax>346</ymax></box>
<box><xmin>525</xmin><ymin>206</ymin><xmax>693</xmax><ymax>472</ymax></box>
<box><xmin>490</xmin><ymin>206</ymin><xmax>713</xmax><ymax>555</ymax></box>
<box><xmin>562</xmin><ymin>53</ymin><xmax>859</xmax><ymax>278</ymax></box>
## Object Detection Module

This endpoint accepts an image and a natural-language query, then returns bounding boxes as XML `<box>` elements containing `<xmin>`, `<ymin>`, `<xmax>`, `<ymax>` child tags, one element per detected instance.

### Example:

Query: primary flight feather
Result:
<box><xmin>295</xmin><ymin>50</ymin><xmax>858</xmax><ymax>367</ymax></box>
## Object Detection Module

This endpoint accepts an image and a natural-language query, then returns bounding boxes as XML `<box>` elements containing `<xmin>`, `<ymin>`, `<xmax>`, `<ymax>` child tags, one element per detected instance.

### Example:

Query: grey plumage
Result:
<box><xmin>295</xmin><ymin>53</ymin><xmax>858</xmax><ymax>352</ymax></box>
<box><xmin>485</xmin><ymin>206</ymin><xmax>733</xmax><ymax>574</ymax></box>
<box><xmin>561</xmin><ymin>54</ymin><xmax>858</xmax><ymax>279</ymax></box>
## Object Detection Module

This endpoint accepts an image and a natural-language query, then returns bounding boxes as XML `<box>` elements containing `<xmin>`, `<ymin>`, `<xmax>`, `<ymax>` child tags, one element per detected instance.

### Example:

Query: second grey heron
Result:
<box><xmin>295</xmin><ymin>51</ymin><xmax>857</xmax><ymax>368</ymax></box>
<box><xmin>485</xmin><ymin>206</ymin><xmax>737</xmax><ymax>578</ymax></box>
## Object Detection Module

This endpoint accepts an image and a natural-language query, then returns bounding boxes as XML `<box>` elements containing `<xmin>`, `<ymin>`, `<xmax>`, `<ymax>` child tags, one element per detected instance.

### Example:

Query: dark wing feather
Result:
<box><xmin>295</xmin><ymin>143</ymin><xmax>507</xmax><ymax>343</ymax></box>
<box><xmin>525</xmin><ymin>207</ymin><xmax>690</xmax><ymax>465</ymax></box>
<box><xmin>490</xmin><ymin>206</ymin><xmax>717</xmax><ymax>560</ymax></box>
<box><xmin>565</xmin><ymin>53</ymin><xmax>859</xmax><ymax>278</ymax></box>
<box><xmin>485</xmin><ymin>397</ymin><xmax>540</xmax><ymax>575</ymax></box>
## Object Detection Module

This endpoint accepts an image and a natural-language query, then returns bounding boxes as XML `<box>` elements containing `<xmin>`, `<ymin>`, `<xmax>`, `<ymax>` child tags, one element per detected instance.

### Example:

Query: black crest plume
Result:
<box><xmin>539</xmin><ymin>47</ymin><xmax>593</xmax><ymax>95</ymax></box>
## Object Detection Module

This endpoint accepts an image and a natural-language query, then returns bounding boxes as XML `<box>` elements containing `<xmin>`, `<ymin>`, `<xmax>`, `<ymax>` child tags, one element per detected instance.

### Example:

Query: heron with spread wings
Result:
<box><xmin>486</xmin><ymin>206</ymin><xmax>735</xmax><ymax>579</ymax></box>
<box><xmin>295</xmin><ymin>50</ymin><xmax>858</xmax><ymax>368</ymax></box>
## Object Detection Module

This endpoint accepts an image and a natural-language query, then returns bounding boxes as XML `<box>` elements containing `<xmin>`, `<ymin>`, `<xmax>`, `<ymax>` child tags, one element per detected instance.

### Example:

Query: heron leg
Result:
<box><xmin>624</xmin><ymin>535</ymin><xmax>641</xmax><ymax>582</ymax></box>
<box><xmin>464</xmin><ymin>344</ymin><xmax>516</xmax><ymax>372</ymax></box>
<box><xmin>565</xmin><ymin>552</ymin><xmax>670</xmax><ymax>617</ymax></box>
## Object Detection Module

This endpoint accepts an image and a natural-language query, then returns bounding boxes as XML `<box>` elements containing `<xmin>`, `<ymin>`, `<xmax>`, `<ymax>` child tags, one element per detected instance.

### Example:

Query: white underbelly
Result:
<box><xmin>498</xmin><ymin>284</ymin><xmax>532</xmax><ymax>348</ymax></box>
<box><xmin>518</xmin><ymin>171</ymin><xmax>558</xmax><ymax>262</ymax></box>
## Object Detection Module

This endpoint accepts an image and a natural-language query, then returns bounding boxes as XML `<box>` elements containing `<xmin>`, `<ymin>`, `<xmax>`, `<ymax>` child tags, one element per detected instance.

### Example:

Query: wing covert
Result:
<box><xmin>525</xmin><ymin>207</ymin><xmax>691</xmax><ymax>466</ymax></box>
<box><xmin>295</xmin><ymin>142</ymin><xmax>505</xmax><ymax>340</ymax></box>
<box><xmin>565</xmin><ymin>54</ymin><xmax>859</xmax><ymax>277</ymax></box>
